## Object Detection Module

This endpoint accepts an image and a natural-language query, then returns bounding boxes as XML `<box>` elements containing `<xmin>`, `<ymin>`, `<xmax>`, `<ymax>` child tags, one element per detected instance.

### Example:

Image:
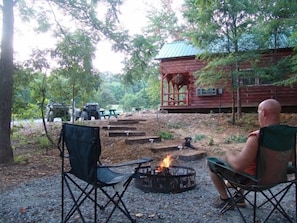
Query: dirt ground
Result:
<box><xmin>1</xmin><ymin>111</ymin><xmax>297</xmax><ymax>193</ymax></box>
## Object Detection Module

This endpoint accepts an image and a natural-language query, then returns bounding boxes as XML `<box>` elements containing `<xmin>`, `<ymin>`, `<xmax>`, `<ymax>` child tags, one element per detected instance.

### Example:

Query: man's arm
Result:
<box><xmin>226</xmin><ymin>134</ymin><xmax>258</xmax><ymax>172</ymax></box>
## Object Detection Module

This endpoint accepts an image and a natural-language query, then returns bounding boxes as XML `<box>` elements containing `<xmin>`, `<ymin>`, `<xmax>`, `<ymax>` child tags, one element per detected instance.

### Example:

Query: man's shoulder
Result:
<box><xmin>248</xmin><ymin>129</ymin><xmax>259</xmax><ymax>137</ymax></box>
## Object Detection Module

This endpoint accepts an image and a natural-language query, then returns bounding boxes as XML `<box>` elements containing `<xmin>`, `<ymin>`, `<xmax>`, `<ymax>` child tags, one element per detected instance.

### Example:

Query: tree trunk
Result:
<box><xmin>0</xmin><ymin>0</ymin><xmax>14</xmax><ymax>164</ymax></box>
<box><xmin>236</xmin><ymin>62</ymin><xmax>242</xmax><ymax>119</ymax></box>
<box><xmin>237</xmin><ymin>85</ymin><xmax>242</xmax><ymax>119</ymax></box>
<box><xmin>230</xmin><ymin>67</ymin><xmax>235</xmax><ymax>125</ymax></box>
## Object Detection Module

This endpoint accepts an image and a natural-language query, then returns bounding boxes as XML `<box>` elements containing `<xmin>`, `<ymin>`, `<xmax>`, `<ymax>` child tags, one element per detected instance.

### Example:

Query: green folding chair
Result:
<box><xmin>208</xmin><ymin>124</ymin><xmax>297</xmax><ymax>223</ymax></box>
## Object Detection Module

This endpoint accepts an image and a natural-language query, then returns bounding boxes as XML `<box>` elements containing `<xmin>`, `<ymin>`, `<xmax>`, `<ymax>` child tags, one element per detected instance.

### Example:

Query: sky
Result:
<box><xmin>13</xmin><ymin>0</ymin><xmax>183</xmax><ymax>74</ymax></box>
<box><xmin>93</xmin><ymin>0</ymin><xmax>154</xmax><ymax>73</ymax></box>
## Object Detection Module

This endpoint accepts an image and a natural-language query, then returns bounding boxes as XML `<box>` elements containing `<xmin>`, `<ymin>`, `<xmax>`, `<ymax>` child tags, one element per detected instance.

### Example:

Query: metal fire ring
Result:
<box><xmin>134</xmin><ymin>165</ymin><xmax>196</xmax><ymax>193</ymax></box>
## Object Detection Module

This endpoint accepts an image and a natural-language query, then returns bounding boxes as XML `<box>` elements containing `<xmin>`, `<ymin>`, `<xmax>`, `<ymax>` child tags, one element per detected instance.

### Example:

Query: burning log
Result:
<box><xmin>134</xmin><ymin>155</ymin><xmax>196</xmax><ymax>193</ymax></box>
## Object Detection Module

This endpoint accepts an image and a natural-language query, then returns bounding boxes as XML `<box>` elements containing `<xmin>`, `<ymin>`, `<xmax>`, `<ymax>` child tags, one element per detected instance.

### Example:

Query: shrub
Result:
<box><xmin>209</xmin><ymin>137</ymin><xmax>214</xmax><ymax>146</ymax></box>
<box><xmin>194</xmin><ymin>134</ymin><xmax>206</xmax><ymax>142</ymax></box>
<box><xmin>159</xmin><ymin>130</ymin><xmax>174</xmax><ymax>140</ymax></box>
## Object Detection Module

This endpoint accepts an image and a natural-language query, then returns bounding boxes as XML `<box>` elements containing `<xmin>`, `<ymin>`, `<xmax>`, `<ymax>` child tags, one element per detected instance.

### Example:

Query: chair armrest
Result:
<box><xmin>99</xmin><ymin>157</ymin><xmax>153</xmax><ymax>168</ymax></box>
<box><xmin>208</xmin><ymin>157</ymin><xmax>259</xmax><ymax>185</ymax></box>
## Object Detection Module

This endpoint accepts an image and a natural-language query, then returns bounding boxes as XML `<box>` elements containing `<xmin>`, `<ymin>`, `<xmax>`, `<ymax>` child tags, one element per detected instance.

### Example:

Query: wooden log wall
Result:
<box><xmin>159</xmin><ymin>48</ymin><xmax>297</xmax><ymax>112</ymax></box>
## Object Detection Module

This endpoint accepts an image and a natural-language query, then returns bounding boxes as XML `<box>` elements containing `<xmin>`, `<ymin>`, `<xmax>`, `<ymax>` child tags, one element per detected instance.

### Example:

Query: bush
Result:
<box><xmin>159</xmin><ymin>130</ymin><xmax>174</xmax><ymax>140</ymax></box>
<box><xmin>194</xmin><ymin>134</ymin><xmax>206</xmax><ymax>142</ymax></box>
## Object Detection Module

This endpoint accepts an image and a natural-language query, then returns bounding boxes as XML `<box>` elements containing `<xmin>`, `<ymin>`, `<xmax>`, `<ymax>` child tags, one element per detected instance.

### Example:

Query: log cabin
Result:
<box><xmin>155</xmin><ymin>41</ymin><xmax>297</xmax><ymax>113</ymax></box>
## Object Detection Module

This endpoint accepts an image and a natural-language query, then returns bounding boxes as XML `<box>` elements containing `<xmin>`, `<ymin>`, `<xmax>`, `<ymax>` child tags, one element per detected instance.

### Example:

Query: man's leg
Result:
<box><xmin>209</xmin><ymin>170</ymin><xmax>229</xmax><ymax>199</ymax></box>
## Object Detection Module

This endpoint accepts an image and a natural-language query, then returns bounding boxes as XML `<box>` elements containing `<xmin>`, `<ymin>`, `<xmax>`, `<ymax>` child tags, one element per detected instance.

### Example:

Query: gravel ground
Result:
<box><xmin>0</xmin><ymin>158</ymin><xmax>296</xmax><ymax>223</ymax></box>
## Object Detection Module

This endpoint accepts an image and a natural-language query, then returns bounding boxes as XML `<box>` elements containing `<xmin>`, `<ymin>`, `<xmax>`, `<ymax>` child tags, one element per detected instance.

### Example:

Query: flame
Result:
<box><xmin>157</xmin><ymin>155</ymin><xmax>173</xmax><ymax>172</ymax></box>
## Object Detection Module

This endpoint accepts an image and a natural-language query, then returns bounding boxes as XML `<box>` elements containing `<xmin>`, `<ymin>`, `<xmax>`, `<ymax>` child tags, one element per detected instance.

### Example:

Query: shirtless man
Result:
<box><xmin>208</xmin><ymin>98</ymin><xmax>281</xmax><ymax>208</ymax></box>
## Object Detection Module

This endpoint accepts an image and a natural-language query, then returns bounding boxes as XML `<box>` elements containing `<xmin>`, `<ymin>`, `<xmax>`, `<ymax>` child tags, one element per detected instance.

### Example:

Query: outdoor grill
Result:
<box><xmin>134</xmin><ymin>165</ymin><xmax>196</xmax><ymax>193</ymax></box>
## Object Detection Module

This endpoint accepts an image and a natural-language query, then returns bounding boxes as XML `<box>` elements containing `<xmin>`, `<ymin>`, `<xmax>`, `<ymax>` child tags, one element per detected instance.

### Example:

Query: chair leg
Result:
<box><xmin>260</xmin><ymin>185</ymin><xmax>294</xmax><ymax>222</ymax></box>
<box><xmin>220</xmin><ymin>185</ymin><xmax>248</xmax><ymax>223</ymax></box>
<box><xmin>295</xmin><ymin>182</ymin><xmax>297</xmax><ymax>223</ymax></box>
<box><xmin>62</xmin><ymin>173</ymin><xmax>65</xmax><ymax>222</ymax></box>
<box><xmin>96</xmin><ymin>176</ymin><xmax>136</xmax><ymax>223</ymax></box>
<box><xmin>99</xmin><ymin>182</ymin><xmax>136</xmax><ymax>223</ymax></box>
<box><xmin>106</xmin><ymin>191</ymin><xmax>135</xmax><ymax>223</ymax></box>
<box><xmin>253</xmin><ymin>191</ymin><xmax>256</xmax><ymax>223</ymax></box>
<box><xmin>64</xmin><ymin>175</ymin><xmax>91</xmax><ymax>222</ymax></box>
<box><xmin>94</xmin><ymin>186</ymin><xmax>97</xmax><ymax>222</ymax></box>
<box><xmin>63</xmin><ymin>174</ymin><xmax>102</xmax><ymax>223</ymax></box>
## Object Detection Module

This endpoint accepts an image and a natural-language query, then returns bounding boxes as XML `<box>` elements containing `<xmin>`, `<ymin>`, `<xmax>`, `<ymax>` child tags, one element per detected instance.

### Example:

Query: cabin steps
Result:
<box><xmin>125</xmin><ymin>136</ymin><xmax>161</xmax><ymax>145</ymax></box>
<box><xmin>108</xmin><ymin>131</ymin><xmax>146</xmax><ymax>137</ymax></box>
<box><xmin>102</xmin><ymin>126</ymin><xmax>137</xmax><ymax>131</ymax></box>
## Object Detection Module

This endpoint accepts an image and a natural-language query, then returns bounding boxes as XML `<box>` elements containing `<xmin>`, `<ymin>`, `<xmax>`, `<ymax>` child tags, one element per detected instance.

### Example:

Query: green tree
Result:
<box><xmin>290</xmin><ymin>30</ymin><xmax>297</xmax><ymax>84</ymax></box>
<box><xmin>97</xmin><ymin>72</ymin><xmax>124</xmax><ymax>107</ymax></box>
<box><xmin>50</xmin><ymin>30</ymin><xmax>101</xmax><ymax>113</ymax></box>
<box><xmin>12</xmin><ymin>66</ymin><xmax>45</xmax><ymax>119</ymax></box>
<box><xmin>12</xmin><ymin>65</ymin><xmax>34</xmax><ymax>119</ymax></box>
<box><xmin>184</xmin><ymin>0</ymin><xmax>259</xmax><ymax>122</ymax></box>
<box><xmin>122</xmin><ymin>35</ymin><xmax>158</xmax><ymax>85</ymax></box>
<box><xmin>0</xmin><ymin>0</ymin><xmax>127</xmax><ymax>164</ymax></box>
<box><xmin>16</xmin><ymin>49</ymin><xmax>58</xmax><ymax>147</ymax></box>
<box><xmin>118</xmin><ymin>1</ymin><xmax>185</xmax><ymax>110</ymax></box>
<box><xmin>183</xmin><ymin>0</ymin><xmax>297</xmax><ymax>123</ymax></box>
<box><xmin>146</xmin><ymin>72</ymin><xmax>161</xmax><ymax>109</ymax></box>
<box><xmin>252</xmin><ymin>0</ymin><xmax>297</xmax><ymax>86</ymax></box>
<box><xmin>120</xmin><ymin>93</ymin><xmax>143</xmax><ymax>112</ymax></box>
<box><xmin>97</xmin><ymin>82</ymin><xmax>123</xmax><ymax>108</ymax></box>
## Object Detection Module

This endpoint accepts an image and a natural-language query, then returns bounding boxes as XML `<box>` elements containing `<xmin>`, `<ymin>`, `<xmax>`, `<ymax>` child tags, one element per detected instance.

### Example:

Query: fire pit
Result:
<box><xmin>134</xmin><ymin>155</ymin><xmax>196</xmax><ymax>193</ymax></box>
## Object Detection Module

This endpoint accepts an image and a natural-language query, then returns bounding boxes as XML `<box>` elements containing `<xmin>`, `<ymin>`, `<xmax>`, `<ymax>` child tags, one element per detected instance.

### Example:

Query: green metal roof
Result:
<box><xmin>155</xmin><ymin>35</ymin><xmax>295</xmax><ymax>60</ymax></box>
<box><xmin>155</xmin><ymin>41</ymin><xmax>203</xmax><ymax>60</ymax></box>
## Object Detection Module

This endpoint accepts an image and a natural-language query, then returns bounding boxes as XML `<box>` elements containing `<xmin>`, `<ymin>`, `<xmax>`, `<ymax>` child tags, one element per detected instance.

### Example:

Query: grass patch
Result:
<box><xmin>193</xmin><ymin>134</ymin><xmax>206</xmax><ymax>142</ymax></box>
<box><xmin>167</xmin><ymin>122</ymin><xmax>188</xmax><ymax>129</ymax></box>
<box><xmin>159</xmin><ymin>130</ymin><xmax>174</xmax><ymax>140</ymax></box>
<box><xmin>208</xmin><ymin>137</ymin><xmax>214</xmax><ymax>146</ymax></box>
<box><xmin>14</xmin><ymin>155</ymin><xmax>29</xmax><ymax>164</ymax></box>
<box><xmin>11</xmin><ymin>132</ymin><xmax>28</xmax><ymax>147</ymax></box>
<box><xmin>224</xmin><ymin>134</ymin><xmax>247</xmax><ymax>144</ymax></box>
<box><xmin>36</xmin><ymin>136</ymin><xmax>51</xmax><ymax>149</ymax></box>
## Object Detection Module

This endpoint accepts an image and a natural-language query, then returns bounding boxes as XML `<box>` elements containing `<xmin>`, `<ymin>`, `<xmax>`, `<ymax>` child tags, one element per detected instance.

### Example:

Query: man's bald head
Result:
<box><xmin>258</xmin><ymin>99</ymin><xmax>281</xmax><ymax>127</ymax></box>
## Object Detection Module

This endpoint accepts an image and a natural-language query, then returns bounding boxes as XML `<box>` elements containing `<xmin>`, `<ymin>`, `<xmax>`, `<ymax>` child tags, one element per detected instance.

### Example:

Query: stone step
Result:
<box><xmin>118</xmin><ymin>119</ymin><xmax>147</xmax><ymax>122</ymax></box>
<box><xmin>171</xmin><ymin>150</ymin><xmax>207</xmax><ymax>161</ymax></box>
<box><xmin>125</xmin><ymin>136</ymin><xmax>161</xmax><ymax>145</ymax></box>
<box><xmin>108</xmin><ymin>120</ymin><xmax>140</xmax><ymax>125</ymax></box>
<box><xmin>102</xmin><ymin>126</ymin><xmax>137</xmax><ymax>131</ymax></box>
<box><xmin>108</xmin><ymin>131</ymin><xmax>146</xmax><ymax>137</ymax></box>
<box><xmin>150</xmin><ymin>145</ymin><xmax>181</xmax><ymax>153</ymax></box>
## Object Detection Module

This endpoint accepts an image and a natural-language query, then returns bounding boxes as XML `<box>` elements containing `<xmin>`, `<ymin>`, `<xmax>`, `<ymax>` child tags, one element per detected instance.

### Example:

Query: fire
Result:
<box><xmin>156</xmin><ymin>155</ymin><xmax>173</xmax><ymax>172</ymax></box>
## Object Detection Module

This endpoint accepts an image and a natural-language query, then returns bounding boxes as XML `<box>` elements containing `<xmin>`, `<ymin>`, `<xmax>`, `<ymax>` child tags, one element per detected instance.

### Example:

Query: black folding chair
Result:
<box><xmin>57</xmin><ymin>123</ymin><xmax>152</xmax><ymax>223</ymax></box>
<box><xmin>208</xmin><ymin>124</ymin><xmax>297</xmax><ymax>223</ymax></box>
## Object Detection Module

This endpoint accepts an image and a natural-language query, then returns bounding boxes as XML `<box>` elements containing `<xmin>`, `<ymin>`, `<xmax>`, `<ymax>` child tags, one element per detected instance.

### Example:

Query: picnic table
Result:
<box><xmin>99</xmin><ymin>110</ymin><xmax>105</xmax><ymax>118</ymax></box>
<box><xmin>103</xmin><ymin>109</ymin><xmax>118</xmax><ymax>119</ymax></box>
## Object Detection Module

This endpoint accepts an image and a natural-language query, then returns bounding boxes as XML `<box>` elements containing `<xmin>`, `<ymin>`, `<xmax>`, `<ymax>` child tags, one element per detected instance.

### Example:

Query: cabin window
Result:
<box><xmin>259</xmin><ymin>77</ymin><xmax>273</xmax><ymax>85</ymax></box>
<box><xmin>241</xmin><ymin>77</ymin><xmax>255</xmax><ymax>86</ymax></box>
<box><xmin>239</xmin><ymin>69</ymin><xmax>272</xmax><ymax>86</ymax></box>
<box><xmin>240</xmin><ymin>77</ymin><xmax>273</xmax><ymax>86</ymax></box>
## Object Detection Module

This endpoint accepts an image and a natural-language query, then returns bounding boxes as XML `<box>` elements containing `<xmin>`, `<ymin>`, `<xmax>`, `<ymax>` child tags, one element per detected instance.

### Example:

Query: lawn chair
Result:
<box><xmin>208</xmin><ymin>124</ymin><xmax>297</xmax><ymax>223</ymax></box>
<box><xmin>57</xmin><ymin>123</ymin><xmax>152</xmax><ymax>223</ymax></box>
